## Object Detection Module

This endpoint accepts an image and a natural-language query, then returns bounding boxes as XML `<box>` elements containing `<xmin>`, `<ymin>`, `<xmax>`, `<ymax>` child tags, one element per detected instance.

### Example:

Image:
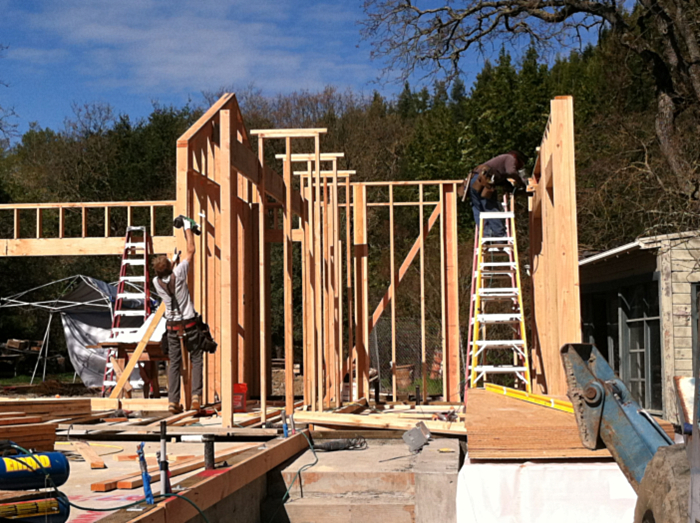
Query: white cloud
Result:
<box><xmin>4</xmin><ymin>0</ymin><xmax>374</xmax><ymax>95</ymax></box>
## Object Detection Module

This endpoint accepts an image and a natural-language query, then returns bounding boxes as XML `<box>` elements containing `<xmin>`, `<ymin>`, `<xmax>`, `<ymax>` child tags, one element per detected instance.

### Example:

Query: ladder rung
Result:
<box><xmin>476</xmin><ymin>313</ymin><xmax>521</xmax><ymax>323</ymax></box>
<box><xmin>121</xmin><ymin>276</ymin><xmax>146</xmax><ymax>283</ymax></box>
<box><xmin>480</xmin><ymin>271</ymin><xmax>514</xmax><ymax>277</ymax></box>
<box><xmin>125</xmin><ymin>242</ymin><xmax>146</xmax><ymax>249</ymax></box>
<box><xmin>480</xmin><ymin>212</ymin><xmax>514</xmax><ymax>219</ymax></box>
<box><xmin>481</xmin><ymin>262</ymin><xmax>516</xmax><ymax>268</ymax></box>
<box><xmin>115</xmin><ymin>310</ymin><xmax>147</xmax><ymax>317</ymax></box>
<box><xmin>123</xmin><ymin>259</ymin><xmax>146</xmax><ymax>266</ymax></box>
<box><xmin>474</xmin><ymin>365</ymin><xmax>528</xmax><ymax>373</ymax></box>
<box><xmin>479</xmin><ymin>288</ymin><xmax>518</xmax><ymax>295</ymax></box>
<box><xmin>127</xmin><ymin>226</ymin><xmax>147</xmax><ymax>232</ymax></box>
<box><xmin>473</xmin><ymin>340</ymin><xmax>525</xmax><ymax>347</ymax></box>
<box><xmin>117</xmin><ymin>292</ymin><xmax>146</xmax><ymax>300</ymax></box>
<box><xmin>480</xmin><ymin>236</ymin><xmax>513</xmax><ymax>242</ymax></box>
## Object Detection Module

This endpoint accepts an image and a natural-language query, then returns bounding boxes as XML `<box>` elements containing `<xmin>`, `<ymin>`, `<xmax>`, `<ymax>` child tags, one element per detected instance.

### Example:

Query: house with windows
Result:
<box><xmin>579</xmin><ymin>231</ymin><xmax>700</xmax><ymax>422</ymax></box>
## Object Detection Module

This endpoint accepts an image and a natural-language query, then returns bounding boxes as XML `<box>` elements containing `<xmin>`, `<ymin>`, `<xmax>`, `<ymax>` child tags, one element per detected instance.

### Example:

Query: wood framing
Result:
<box><xmin>528</xmin><ymin>96</ymin><xmax>581</xmax><ymax>396</ymax></box>
<box><xmin>1</xmin><ymin>93</ymin><xmax>465</xmax><ymax>423</ymax></box>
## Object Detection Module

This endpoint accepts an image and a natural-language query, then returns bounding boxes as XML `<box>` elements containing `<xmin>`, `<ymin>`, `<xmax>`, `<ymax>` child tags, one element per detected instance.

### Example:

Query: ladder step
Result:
<box><xmin>477</xmin><ymin>313</ymin><xmax>522</xmax><ymax>323</ymax></box>
<box><xmin>481</xmin><ymin>262</ymin><xmax>516</xmax><ymax>268</ymax></box>
<box><xmin>480</xmin><ymin>271</ymin><xmax>514</xmax><ymax>277</ymax></box>
<box><xmin>473</xmin><ymin>340</ymin><xmax>525</xmax><ymax>347</ymax></box>
<box><xmin>125</xmin><ymin>242</ymin><xmax>146</xmax><ymax>249</ymax></box>
<box><xmin>117</xmin><ymin>292</ymin><xmax>146</xmax><ymax>300</ymax></box>
<box><xmin>123</xmin><ymin>259</ymin><xmax>146</xmax><ymax>266</ymax></box>
<box><xmin>115</xmin><ymin>310</ymin><xmax>147</xmax><ymax>317</ymax></box>
<box><xmin>127</xmin><ymin>226</ymin><xmax>147</xmax><ymax>232</ymax></box>
<box><xmin>479</xmin><ymin>287</ymin><xmax>519</xmax><ymax>295</ymax></box>
<box><xmin>480</xmin><ymin>212</ymin><xmax>514</xmax><ymax>219</ymax></box>
<box><xmin>480</xmin><ymin>236</ymin><xmax>513</xmax><ymax>243</ymax></box>
<box><xmin>474</xmin><ymin>365</ymin><xmax>528</xmax><ymax>373</ymax></box>
<box><xmin>121</xmin><ymin>276</ymin><xmax>146</xmax><ymax>283</ymax></box>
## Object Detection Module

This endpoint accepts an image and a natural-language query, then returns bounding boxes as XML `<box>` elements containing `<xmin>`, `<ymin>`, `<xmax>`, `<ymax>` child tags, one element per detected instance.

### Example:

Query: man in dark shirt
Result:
<box><xmin>464</xmin><ymin>151</ymin><xmax>527</xmax><ymax>237</ymax></box>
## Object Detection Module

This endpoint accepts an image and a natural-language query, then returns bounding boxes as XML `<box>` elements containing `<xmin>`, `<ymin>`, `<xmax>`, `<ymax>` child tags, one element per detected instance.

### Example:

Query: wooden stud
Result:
<box><xmin>105</xmin><ymin>207</ymin><xmax>110</xmax><ymax>237</ymax></box>
<box><xmin>36</xmin><ymin>209</ymin><xmax>42</xmax><ymax>239</ymax></box>
<box><xmin>258</xmin><ymin>135</ymin><xmax>268</xmax><ymax>424</ymax></box>
<box><xmin>419</xmin><ymin>185</ymin><xmax>427</xmax><ymax>402</ymax></box>
<box><xmin>442</xmin><ymin>184</ymin><xmax>461</xmax><ymax>402</ymax></box>
<box><xmin>220</xmin><ymin>109</ymin><xmax>238</xmax><ymax>427</ymax></box>
<box><xmin>150</xmin><ymin>205</ymin><xmax>156</xmax><ymax>237</ymax></box>
<box><xmin>284</xmin><ymin>137</ymin><xmax>294</xmax><ymax>414</ymax></box>
<box><xmin>59</xmin><ymin>208</ymin><xmax>65</xmax><ymax>239</ymax></box>
<box><xmin>440</xmin><ymin>188</ymin><xmax>447</xmax><ymax>401</ymax></box>
<box><xmin>13</xmin><ymin>209</ymin><xmax>19</xmax><ymax>239</ymax></box>
<box><xmin>82</xmin><ymin>207</ymin><xmax>87</xmax><ymax>237</ymax></box>
<box><xmin>345</xmin><ymin>178</ymin><xmax>354</xmax><ymax>402</ymax></box>
<box><xmin>332</xmin><ymin>161</ymin><xmax>342</xmax><ymax>407</ymax></box>
<box><xmin>314</xmin><ymin>136</ymin><xmax>323</xmax><ymax>410</ymax></box>
<box><xmin>353</xmin><ymin>184</ymin><xmax>369</xmax><ymax>399</ymax></box>
<box><xmin>389</xmin><ymin>186</ymin><xmax>397</xmax><ymax>400</ymax></box>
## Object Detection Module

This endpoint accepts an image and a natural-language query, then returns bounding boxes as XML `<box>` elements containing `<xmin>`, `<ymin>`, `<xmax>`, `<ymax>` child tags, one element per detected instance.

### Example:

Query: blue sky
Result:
<box><xmin>0</xmin><ymin>1</ymin><xmax>391</xmax><ymax>135</ymax></box>
<box><xmin>0</xmin><ymin>1</ymin><xmax>590</xmax><ymax>137</ymax></box>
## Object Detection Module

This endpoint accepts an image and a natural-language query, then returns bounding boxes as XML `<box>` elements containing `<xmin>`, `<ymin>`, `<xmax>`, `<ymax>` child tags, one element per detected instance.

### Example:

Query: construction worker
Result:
<box><xmin>152</xmin><ymin>216</ymin><xmax>203</xmax><ymax>414</ymax></box>
<box><xmin>462</xmin><ymin>151</ymin><xmax>527</xmax><ymax>237</ymax></box>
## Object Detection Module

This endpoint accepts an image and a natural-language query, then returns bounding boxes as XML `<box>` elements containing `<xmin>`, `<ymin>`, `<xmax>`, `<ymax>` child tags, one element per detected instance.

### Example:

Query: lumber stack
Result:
<box><xmin>0</xmin><ymin>398</ymin><xmax>91</xmax><ymax>421</ymax></box>
<box><xmin>0</xmin><ymin>413</ymin><xmax>57</xmax><ymax>451</ymax></box>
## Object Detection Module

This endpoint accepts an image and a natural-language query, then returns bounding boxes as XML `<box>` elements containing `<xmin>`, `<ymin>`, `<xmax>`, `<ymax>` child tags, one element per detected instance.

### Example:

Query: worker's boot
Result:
<box><xmin>168</xmin><ymin>402</ymin><xmax>183</xmax><ymax>415</ymax></box>
<box><xmin>191</xmin><ymin>395</ymin><xmax>201</xmax><ymax>411</ymax></box>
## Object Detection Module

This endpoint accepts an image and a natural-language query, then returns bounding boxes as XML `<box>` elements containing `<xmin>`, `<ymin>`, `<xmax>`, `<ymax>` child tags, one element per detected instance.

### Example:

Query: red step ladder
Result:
<box><xmin>101</xmin><ymin>226</ymin><xmax>152</xmax><ymax>397</ymax></box>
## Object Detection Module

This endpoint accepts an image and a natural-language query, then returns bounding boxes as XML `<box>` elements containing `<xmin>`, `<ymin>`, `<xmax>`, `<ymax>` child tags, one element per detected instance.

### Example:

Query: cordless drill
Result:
<box><xmin>173</xmin><ymin>214</ymin><xmax>202</xmax><ymax>236</ymax></box>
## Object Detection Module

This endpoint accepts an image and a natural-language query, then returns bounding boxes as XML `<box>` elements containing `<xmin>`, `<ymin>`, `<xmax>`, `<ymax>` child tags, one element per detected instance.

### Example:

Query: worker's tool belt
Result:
<box><xmin>164</xmin><ymin>315</ymin><xmax>217</xmax><ymax>354</ymax></box>
<box><xmin>166</xmin><ymin>320</ymin><xmax>197</xmax><ymax>331</ymax></box>
<box><xmin>470</xmin><ymin>165</ymin><xmax>496</xmax><ymax>199</ymax></box>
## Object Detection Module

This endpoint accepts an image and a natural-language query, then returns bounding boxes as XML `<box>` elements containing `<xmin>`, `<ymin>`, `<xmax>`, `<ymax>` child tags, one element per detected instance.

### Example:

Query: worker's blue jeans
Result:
<box><xmin>470</xmin><ymin>181</ymin><xmax>506</xmax><ymax>237</ymax></box>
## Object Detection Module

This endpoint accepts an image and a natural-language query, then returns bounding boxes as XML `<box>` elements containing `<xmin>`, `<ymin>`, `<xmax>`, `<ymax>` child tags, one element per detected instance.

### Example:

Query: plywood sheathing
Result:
<box><xmin>528</xmin><ymin>96</ymin><xmax>582</xmax><ymax>396</ymax></box>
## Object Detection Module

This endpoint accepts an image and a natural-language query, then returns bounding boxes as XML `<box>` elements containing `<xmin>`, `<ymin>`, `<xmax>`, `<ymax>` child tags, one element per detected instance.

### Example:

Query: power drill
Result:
<box><xmin>173</xmin><ymin>215</ymin><xmax>201</xmax><ymax>236</ymax></box>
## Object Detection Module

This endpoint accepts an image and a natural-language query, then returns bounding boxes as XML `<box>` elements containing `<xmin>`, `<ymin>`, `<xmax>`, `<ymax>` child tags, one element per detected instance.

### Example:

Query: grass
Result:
<box><xmin>0</xmin><ymin>373</ymin><xmax>80</xmax><ymax>386</ymax></box>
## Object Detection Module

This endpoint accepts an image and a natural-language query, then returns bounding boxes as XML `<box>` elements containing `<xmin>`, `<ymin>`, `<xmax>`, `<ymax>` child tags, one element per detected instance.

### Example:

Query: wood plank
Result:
<box><xmin>72</xmin><ymin>441</ymin><xmax>106</xmax><ymax>469</ymax></box>
<box><xmin>294</xmin><ymin>411</ymin><xmax>466</xmax><ymax>436</ymax></box>
<box><xmin>109</xmin><ymin>303</ymin><xmax>165</xmax><ymax>398</ymax></box>
<box><xmin>0</xmin><ymin>416</ymin><xmax>43</xmax><ymax>425</ymax></box>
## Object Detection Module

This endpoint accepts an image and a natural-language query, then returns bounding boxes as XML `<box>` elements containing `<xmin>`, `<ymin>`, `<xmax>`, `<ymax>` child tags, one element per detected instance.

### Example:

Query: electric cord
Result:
<box><xmin>266</xmin><ymin>432</ymin><xmax>317</xmax><ymax>523</ymax></box>
<box><xmin>6</xmin><ymin>444</ymin><xmax>210</xmax><ymax>523</ymax></box>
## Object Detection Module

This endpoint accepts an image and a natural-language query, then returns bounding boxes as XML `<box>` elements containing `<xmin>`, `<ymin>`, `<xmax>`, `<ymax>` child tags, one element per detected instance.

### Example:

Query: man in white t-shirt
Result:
<box><xmin>152</xmin><ymin>220</ymin><xmax>202</xmax><ymax>414</ymax></box>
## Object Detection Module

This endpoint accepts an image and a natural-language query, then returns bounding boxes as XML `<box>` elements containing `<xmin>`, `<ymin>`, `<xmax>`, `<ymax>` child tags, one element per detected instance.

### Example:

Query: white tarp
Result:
<box><xmin>60</xmin><ymin>314</ymin><xmax>111</xmax><ymax>388</ymax></box>
<box><xmin>456</xmin><ymin>458</ymin><xmax>636</xmax><ymax>523</ymax></box>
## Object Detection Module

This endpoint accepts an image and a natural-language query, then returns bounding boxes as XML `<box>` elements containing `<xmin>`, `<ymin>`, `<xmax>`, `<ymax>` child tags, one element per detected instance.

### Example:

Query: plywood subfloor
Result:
<box><xmin>464</xmin><ymin>389</ymin><xmax>674</xmax><ymax>460</ymax></box>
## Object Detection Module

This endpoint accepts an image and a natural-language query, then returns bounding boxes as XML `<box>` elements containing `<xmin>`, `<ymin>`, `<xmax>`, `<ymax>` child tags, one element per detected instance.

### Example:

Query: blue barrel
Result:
<box><xmin>0</xmin><ymin>451</ymin><xmax>70</xmax><ymax>490</ymax></box>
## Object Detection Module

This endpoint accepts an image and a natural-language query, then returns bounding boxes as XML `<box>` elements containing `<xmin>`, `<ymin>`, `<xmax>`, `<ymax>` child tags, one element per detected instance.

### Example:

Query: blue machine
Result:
<box><xmin>561</xmin><ymin>344</ymin><xmax>698</xmax><ymax>523</ymax></box>
<box><xmin>0</xmin><ymin>447</ymin><xmax>70</xmax><ymax>491</ymax></box>
<box><xmin>0</xmin><ymin>443</ymin><xmax>71</xmax><ymax>523</ymax></box>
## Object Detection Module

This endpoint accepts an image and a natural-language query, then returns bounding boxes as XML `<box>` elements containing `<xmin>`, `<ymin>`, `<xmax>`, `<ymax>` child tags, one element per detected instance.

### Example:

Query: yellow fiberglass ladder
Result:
<box><xmin>467</xmin><ymin>196</ymin><xmax>531</xmax><ymax>392</ymax></box>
